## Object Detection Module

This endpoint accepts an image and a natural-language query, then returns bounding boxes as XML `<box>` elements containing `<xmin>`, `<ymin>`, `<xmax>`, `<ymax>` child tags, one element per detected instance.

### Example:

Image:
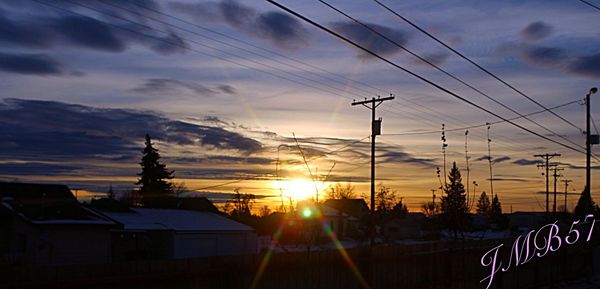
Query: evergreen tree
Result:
<box><xmin>440</xmin><ymin>162</ymin><xmax>469</xmax><ymax>234</ymax></box>
<box><xmin>574</xmin><ymin>186</ymin><xmax>596</xmax><ymax>219</ymax></box>
<box><xmin>476</xmin><ymin>191</ymin><xmax>491</xmax><ymax>215</ymax></box>
<box><xmin>136</xmin><ymin>134</ymin><xmax>174</xmax><ymax>207</ymax></box>
<box><xmin>489</xmin><ymin>195</ymin><xmax>507</xmax><ymax>229</ymax></box>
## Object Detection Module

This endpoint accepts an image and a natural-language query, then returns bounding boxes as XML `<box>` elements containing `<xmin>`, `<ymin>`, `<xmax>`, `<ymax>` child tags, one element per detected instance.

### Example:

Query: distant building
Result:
<box><xmin>0</xmin><ymin>182</ymin><xmax>117</xmax><ymax>266</ymax></box>
<box><xmin>98</xmin><ymin>208</ymin><xmax>257</xmax><ymax>261</ymax></box>
<box><xmin>322</xmin><ymin>199</ymin><xmax>369</xmax><ymax>239</ymax></box>
<box><xmin>383</xmin><ymin>213</ymin><xmax>426</xmax><ymax>240</ymax></box>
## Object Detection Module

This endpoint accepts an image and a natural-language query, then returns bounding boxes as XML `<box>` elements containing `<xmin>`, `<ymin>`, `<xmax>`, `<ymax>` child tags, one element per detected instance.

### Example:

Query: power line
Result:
<box><xmin>318</xmin><ymin>0</ymin><xmax>586</xmax><ymax>152</ymax></box>
<box><xmin>578</xmin><ymin>0</ymin><xmax>600</xmax><ymax>11</ymax></box>
<box><xmin>36</xmin><ymin>0</ymin><xmax>555</xmax><ymax>159</ymax></box>
<box><xmin>267</xmin><ymin>0</ymin><xmax>587</xmax><ymax>155</ymax></box>
<box><xmin>382</xmin><ymin>99</ymin><xmax>582</xmax><ymax>136</ymax></box>
<box><xmin>371</xmin><ymin>0</ymin><xmax>584</xmax><ymax>133</ymax></box>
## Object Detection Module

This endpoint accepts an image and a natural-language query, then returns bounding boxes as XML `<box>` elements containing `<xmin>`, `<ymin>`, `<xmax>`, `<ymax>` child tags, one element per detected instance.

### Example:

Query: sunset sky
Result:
<box><xmin>1</xmin><ymin>0</ymin><xmax>599</xmax><ymax>212</ymax></box>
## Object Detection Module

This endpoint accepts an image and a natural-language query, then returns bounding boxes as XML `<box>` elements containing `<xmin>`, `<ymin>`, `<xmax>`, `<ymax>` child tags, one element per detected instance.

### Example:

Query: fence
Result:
<box><xmin>0</xmin><ymin>239</ymin><xmax>591</xmax><ymax>289</ymax></box>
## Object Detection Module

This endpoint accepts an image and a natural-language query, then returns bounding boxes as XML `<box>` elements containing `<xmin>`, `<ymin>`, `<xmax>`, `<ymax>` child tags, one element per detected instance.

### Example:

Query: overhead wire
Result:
<box><xmin>371</xmin><ymin>0</ymin><xmax>584</xmax><ymax>133</ymax></box>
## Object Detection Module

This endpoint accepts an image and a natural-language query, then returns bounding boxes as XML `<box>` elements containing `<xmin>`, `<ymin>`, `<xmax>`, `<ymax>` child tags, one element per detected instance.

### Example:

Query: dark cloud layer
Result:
<box><xmin>520</xmin><ymin>46</ymin><xmax>568</xmax><ymax>66</ymax></box>
<box><xmin>132</xmin><ymin>78</ymin><xmax>236</xmax><ymax>97</ymax></box>
<box><xmin>170</xmin><ymin>0</ymin><xmax>309</xmax><ymax>50</ymax></box>
<box><xmin>513</xmin><ymin>159</ymin><xmax>543</xmax><ymax>166</ymax></box>
<box><xmin>569</xmin><ymin>53</ymin><xmax>600</xmax><ymax>78</ymax></box>
<box><xmin>0</xmin><ymin>6</ymin><xmax>187</xmax><ymax>57</ymax></box>
<box><xmin>330</xmin><ymin>22</ymin><xmax>408</xmax><ymax>57</ymax></box>
<box><xmin>0</xmin><ymin>53</ymin><xmax>64</xmax><ymax>75</ymax></box>
<box><xmin>521</xmin><ymin>21</ymin><xmax>553</xmax><ymax>41</ymax></box>
<box><xmin>0</xmin><ymin>99</ymin><xmax>263</xmax><ymax>162</ymax></box>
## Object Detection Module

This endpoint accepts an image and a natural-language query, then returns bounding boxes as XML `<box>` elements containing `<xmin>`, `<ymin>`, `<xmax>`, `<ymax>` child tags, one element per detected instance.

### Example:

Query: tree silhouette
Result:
<box><xmin>375</xmin><ymin>183</ymin><xmax>397</xmax><ymax>212</ymax></box>
<box><xmin>325</xmin><ymin>182</ymin><xmax>357</xmax><ymax>199</ymax></box>
<box><xmin>476</xmin><ymin>191</ymin><xmax>490</xmax><ymax>215</ymax></box>
<box><xmin>136</xmin><ymin>134</ymin><xmax>174</xmax><ymax>207</ymax></box>
<box><xmin>440</xmin><ymin>162</ymin><xmax>468</xmax><ymax>235</ymax></box>
<box><xmin>391</xmin><ymin>198</ymin><xmax>409</xmax><ymax>218</ymax></box>
<box><xmin>489</xmin><ymin>195</ymin><xmax>507</xmax><ymax>229</ymax></box>
<box><xmin>574</xmin><ymin>186</ymin><xmax>596</xmax><ymax>219</ymax></box>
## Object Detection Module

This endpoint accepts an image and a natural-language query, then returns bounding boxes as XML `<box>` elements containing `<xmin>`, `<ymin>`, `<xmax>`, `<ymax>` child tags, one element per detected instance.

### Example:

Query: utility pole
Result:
<box><xmin>586</xmin><ymin>88</ymin><xmax>598</xmax><ymax>198</ymax></box>
<box><xmin>534</xmin><ymin>153</ymin><xmax>560</xmax><ymax>216</ymax></box>
<box><xmin>552</xmin><ymin>166</ymin><xmax>563</xmax><ymax>215</ymax></box>
<box><xmin>465</xmin><ymin>130</ymin><xmax>470</xmax><ymax>204</ymax></box>
<box><xmin>562</xmin><ymin>179</ymin><xmax>572</xmax><ymax>213</ymax></box>
<box><xmin>487</xmin><ymin>124</ymin><xmax>494</xmax><ymax>200</ymax></box>
<box><xmin>352</xmin><ymin>95</ymin><xmax>394</xmax><ymax>245</ymax></box>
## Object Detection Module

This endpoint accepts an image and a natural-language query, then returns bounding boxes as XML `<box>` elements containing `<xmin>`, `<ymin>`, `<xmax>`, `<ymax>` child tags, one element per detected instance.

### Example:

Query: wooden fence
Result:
<box><xmin>0</xmin><ymin>239</ymin><xmax>592</xmax><ymax>289</ymax></box>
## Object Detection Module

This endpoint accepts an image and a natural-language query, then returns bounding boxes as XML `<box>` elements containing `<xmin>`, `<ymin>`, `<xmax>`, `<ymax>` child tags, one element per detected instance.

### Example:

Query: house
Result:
<box><xmin>0</xmin><ymin>182</ymin><xmax>118</xmax><ymax>266</ymax></box>
<box><xmin>383</xmin><ymin>213</ymin><xmax>426</xmax><ymax>240</ymax></box>
<box><xmin>322</xmin><ymin>199</ymin><xmax>369</xmax><ymax>238</ymax></box>
<box><xmin>97</xmin><ymin>208</ymin><xmax>257</xmax><ymax>261</ymax></box>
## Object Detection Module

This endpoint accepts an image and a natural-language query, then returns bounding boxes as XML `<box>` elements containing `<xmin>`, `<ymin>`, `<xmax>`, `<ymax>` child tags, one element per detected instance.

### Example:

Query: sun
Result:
<box><xmin>272</xmin><ymin>179</ymin><xmax>322</xmax><ymax>201</ymax></box>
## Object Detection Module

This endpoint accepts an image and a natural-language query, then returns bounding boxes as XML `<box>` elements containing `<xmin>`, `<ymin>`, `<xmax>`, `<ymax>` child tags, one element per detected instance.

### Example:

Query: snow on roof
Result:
<box><xmin>100</xmin><ymin>208</ymin><xmax>254</xmax><ymax>232</ymax></box>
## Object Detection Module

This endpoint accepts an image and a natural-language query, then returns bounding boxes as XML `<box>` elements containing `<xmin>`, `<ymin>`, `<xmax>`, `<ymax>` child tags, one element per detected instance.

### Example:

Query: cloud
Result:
<box><xmin>378</xmin><ymin>151</ymin><xmax>435</xmax><ymax>168</ymax></box>
<box><xmin>132</xmin><ymin>78</ymin><xmax>236</xmax><ymax>96</ymax></box>
<box><xmin>520</xmin><ymin>45</ymin><xmax>568</xmax><ymax>66</ymax></box>
<box><xmin>0</xmin><ymin>162</ymin><xmax>81</xmax><ymax>176</ymax></box>
<box><xmin>170</xmin><ymin>0</ymin><xmax>309</xmax><ymax>50</ymax></box>
<box><xmin>568</xmin><ymin>53</ymin><xmax>600</xmax><ymax>78</ymax></box>
<box><xmin>492</xmin><ymin>156</ymin><xmax>511</xmax><ymax>164</ymax></box>
<box><xmin>132</xmin><ymin>78</ymin><xmax>219</xmax><ymax>96</ymax></box>
<box><xmin>0</xmin><ymin>10</ymin><xmax>54</xmax><ymax>48</ymax></box>
<box><xmin>0</xmin><ymin>6</ymin><xmax>187</xmax><ymax>55</ymax></box>
<box><xmin>54</xmin><ymin>15</ymin><xmax>126</xmax><ymax>52</ymax></box>
<box><xmin>475</xmin><ymin>155</ymin><xmax>510</xmax><ymax>164</ymax></box>
<box><xmin>330</xmin><ymin>22</ymin><xmax>408</xmax><ymax>57</ymax></box>
<box><xmin>513</xmin><ymin>158</ymin><xmax>543</xmax><ymax>166</ymax></box>
<box><xmin>410</xmin><ymin>52</ymin><xmax>450</xmax><ymax>66</ymax></box>
<box><xmin>521</xmin><ymin>21</ymin><xmax>553</xmax><ymax>41</ymax></box>
<box><xmin>0</xmin><ymin>53</ymin><xmax>64</xmax><ymax>75</ymax></box>
<box><xmin>0</xmin><ymin>98</ymin><xmax>263</xmax><ymax>160</ymax></box>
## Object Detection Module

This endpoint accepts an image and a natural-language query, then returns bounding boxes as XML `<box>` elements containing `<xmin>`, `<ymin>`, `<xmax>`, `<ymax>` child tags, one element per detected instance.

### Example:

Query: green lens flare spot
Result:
<box><xmin>302</xmin><ymin>207</ymin><xmax>312</xmax><ymax>218</ymax></box>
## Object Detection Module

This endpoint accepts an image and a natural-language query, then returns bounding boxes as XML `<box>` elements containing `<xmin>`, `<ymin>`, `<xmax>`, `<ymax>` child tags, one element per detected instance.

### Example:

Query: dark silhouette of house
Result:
<box><xmin>0</xmin><ymin>182</ymin><xmax>117</xmax><ymax>265</ymax></box>
<box><xmin>322</xmin><ymin>199</ymin><xmax>369</xmax><ymax>219</ymax></box>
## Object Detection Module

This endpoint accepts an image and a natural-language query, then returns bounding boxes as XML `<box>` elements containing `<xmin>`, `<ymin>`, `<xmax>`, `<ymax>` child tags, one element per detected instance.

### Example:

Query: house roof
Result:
<box><xmin>99</xmin><ymin>208</ymin><xmax>254</xmax><ymax>232</ymax></box>
<box><xmin>0</xmin><ymin>182</ymin><xmax>116</xmax><ymax>225</ymax></box>
<box><xmin>322</xmin><ymin>199</ymin><xmax>369</xmax><ymax>218</ymax></box>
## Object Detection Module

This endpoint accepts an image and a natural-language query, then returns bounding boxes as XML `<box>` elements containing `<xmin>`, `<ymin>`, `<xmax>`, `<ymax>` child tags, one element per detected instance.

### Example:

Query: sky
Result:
<box><xmin>1</xmin><ymin>0</ymin><xmax>600</xmax><ymax>212</ymax></box>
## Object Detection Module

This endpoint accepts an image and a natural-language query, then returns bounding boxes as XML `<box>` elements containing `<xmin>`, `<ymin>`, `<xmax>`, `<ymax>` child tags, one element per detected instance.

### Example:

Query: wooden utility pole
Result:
<box><xmin>562</xmin><ymin>179</ymin><xmax>572</xmax><ymax>213</ymax></box>
<box><xmin>586</xmin><ymin>88</ymin><xmax>598</xmax><ymax>197</ymax></box>
<box><xmin>552</xmin><ymin>166</ymin><xmax>563</xmax><ymax>215</ymax></box>
<box><xmin>352</xmin><ymin>95</ymin><xmax>394</xmax><ymax>245</ymax></box>
<box><xmin>534</xmin><ymin>153</ymin><xmax>560</xmax><ymax>216</ymax></box>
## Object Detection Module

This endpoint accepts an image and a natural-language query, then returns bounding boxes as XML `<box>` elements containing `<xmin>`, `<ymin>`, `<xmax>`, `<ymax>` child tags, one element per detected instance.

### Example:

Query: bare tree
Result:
<box><xmin>376</xmin><ymin>183</ymin><xmax>397</xmax><ymax>212</ymax></box>
<box><xmin>325</xmin><ymin>182</ymin><xmax>357</xmax><ymax>199</ymax></box>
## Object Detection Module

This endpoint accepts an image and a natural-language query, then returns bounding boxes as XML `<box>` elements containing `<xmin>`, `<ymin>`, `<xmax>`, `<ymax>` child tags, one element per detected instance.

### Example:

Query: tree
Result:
<box><xmin>259</xmin><ymin>205</ymin><xmax>271</xmax><ymax>217</ymax></box>
<box><xmin>440</xmin><ymin>162</ymin><xmax>469</xmax><ymax>235</ymax></box>
<box><xmin>574</xmin><ymin>186</ymin><xmax>596</xmax><ymax>219</ymax></box>
<box><xmin>391</xmin><ymin>198</ymin><xmax>409</xmax><ymax>218</ymax></box>
<box><xmin>136</xmin><ymin>134</ymin><xmax>174</xmax><ymax>207</ymax></box>
<box><xmin>489</xmin><ymin>195</ymin><xmax>507</xmax><ymax>228</ymax></box>
<box><xmin>375</xmin><ymin>183</ymin><xmax>397</xmax><ymax>212</ymax></box>
<box><xmin>421</xmin><ymin>201</ymin><xmax>440</xmax><ymax>217</ymax></box>
<box><xmin>225</xmin><ymin>188</ymin><xmax>255</xmax><ymax>218</ymax></box>
<box><xmin>476</xmin><ymin>191</ymin><xmax>491</xmax><ymax>215</ymax></box>
<box><xmin>325</xmin><ymin>182</ymin><xmax>356</xmax><ymax>199</ymax></box>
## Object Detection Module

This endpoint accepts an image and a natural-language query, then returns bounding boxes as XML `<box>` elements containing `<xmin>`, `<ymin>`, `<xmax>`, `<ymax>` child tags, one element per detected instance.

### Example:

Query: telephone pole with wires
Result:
<box><xmin>534</xmin><ymin>153</ymin><xmax>560</xmax><ymax>216</ymax></box>
<box><xmin>352</xmin><ymin>95</ymin><xmax>394</xmax><ymax>245</ymax></box>
<box><xmin>486</xmin><ymin>124</ymin><xmax>494</xmax><ymax>200</ymax></box>
<box><xmin>552</xmin><ymin>166</ymin><xmax>564</xmax><ymax>215</ymax></box>
<box><xmin>441</xmin><ymin>124</ymin><xmax>448</xmax><ymax>186</ymax></box>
